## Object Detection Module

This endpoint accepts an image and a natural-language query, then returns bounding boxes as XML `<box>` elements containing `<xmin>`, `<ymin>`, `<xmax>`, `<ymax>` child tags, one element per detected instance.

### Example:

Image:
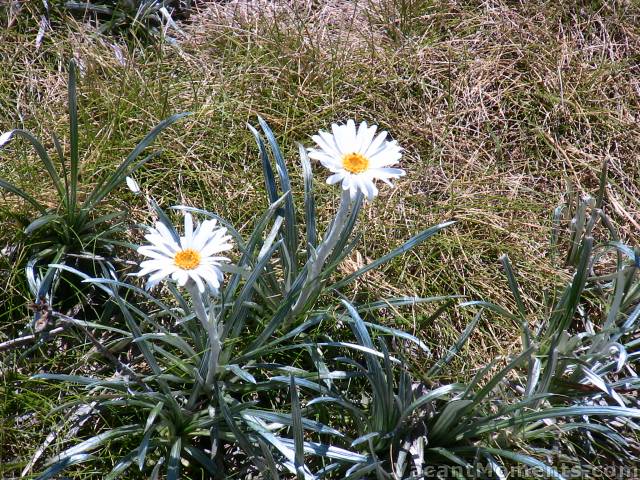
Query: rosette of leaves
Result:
<box><xmin>0</xmin><ymin>59</ymin><xmax>188</xmax><ymax>314</ymax></box>
<box><xmin>25</xmin><ymin>119</ymin><xmax>454</xmax><ymax>478</ymax></box>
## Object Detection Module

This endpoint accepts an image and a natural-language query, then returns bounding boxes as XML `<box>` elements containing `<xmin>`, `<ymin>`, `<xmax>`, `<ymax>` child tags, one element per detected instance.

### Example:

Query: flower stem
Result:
<box><xmin>291</xmin><ymin>189</ymin><xmax>352</xmax><ymax>317</ymax></box>
<box><xmin>186</xmin><ymin>282</ymin><xmax>221</xmax><ymax>390</ymax></box>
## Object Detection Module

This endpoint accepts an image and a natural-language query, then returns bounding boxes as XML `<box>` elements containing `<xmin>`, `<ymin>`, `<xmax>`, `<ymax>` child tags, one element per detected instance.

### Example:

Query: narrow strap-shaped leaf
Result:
<box><xmin>470</xmin><ymin>346</ymin><xmax>535</xmax><ymax>409</ymax></box>
<box><xmin>331</xmin><ymin>221</ymin><xmax>454</xmax><ymax>290</ymax></box>
<box><xmin>105</xmin><ymin>447</ymin><xmax>140</xmax><ymax>480</ymax></box>
<box><xmin>48</xmin><ymin>424</ymin><xmax>141</xmax><ymax>461</ymax></box>
<box><xmin>448</xmin><ymin>447</ymin><xmax>566</xmax><ymax>480</ymax></box>
<box><xmin>68</xmin><ymin>60</ymin><xmax>80</xmax><ymax>215</ymax></box>
<box><xmin>0</xmin><ymin>178</ymin><xmax>47</xmax><ymax>213</ymax></box>
<box><xmin>24</xmin><ymin>214</ymin><xmax>62</xmax><ymax>235</ymax></box>
<box><xmin>298</xmin><ymin>143</ymin><xmax>317</xmax><ymax>252</ymax></box>
<box><xmin>82</xmin><ymin>112</ymin><xmax>190</xmax><ymax>212</ymax></box>
<box><xmin>64</xmin><ymin>2</ymin><xmax>115</xmax><ymax>15</ymax></box>
<box><xmin>257</xmin><ymin>437</ymin><xmax>281</xmax><ymax>480</ymax></box>
<box><xmin>222</xmin><ymin>194</ymin><xmax>288</xmax><ymax>306</ymax></box>
<box><xmin>290</xmin><ymin>376</ymin><xmax>306</xmax><ymax>480</ymax></box>
<box><xmin>548</xmin><ymin>236</ymin><xmax>593</xmax><ymax>336</ymax></box>
<box><xmin>427</xmin><ymin>310</ymin><xmax>482</xmax><ymax>377</ymax></box>
<box><xmin>258</xmin><ymin>116</ymin><xmax>298</xmax><ymax>277</ymax></box>
<box><xmin>1</xmin><ymin>129</ymin><xmax>67</xmax><ymax>205</ymax></box>
<box><xmin>499</xmin><ymin>254</ymin><xmax>527</xmax><ymax>320</ymax></box>
<box><xmin>183</xmin><ymin>443</ymin><xmax>220</xmax><ymax>476</ymax></box>
<box><xmin>327</xmin><ymin>193</ymin><xmax>362</xmax><ymax>266</ymax></box>
<box><xmin>248</xmin><ymin>123</ymin><xmax>278</xmax><ymax>205</ymax></box>
<box><xmin>166</xmin><ymin>437</ymin><xmax>182</xmax><ymax>480</ymax></box>
<box><xmin>217</xmin><ymin>387</ymin><xmax>264</xmax><ymax>468</ymax></box>
<box><xmin>398</xmin><ymin>384</ymin><xmax>466</xmax><ymax>428</ymax></box>
<box><xmin>35</xmin><ymin>453</ymin><xmax>94</xmax><ymax>480</ymax></box>
<box><xmin>223</xmin><ymin>239</ymin><xmax>283</xmax><ymax>341</ymax></box>
<box><xmin>247</xmin><ymin>270</ymin><xmax>307</xmax><ymax>351</ymax></box>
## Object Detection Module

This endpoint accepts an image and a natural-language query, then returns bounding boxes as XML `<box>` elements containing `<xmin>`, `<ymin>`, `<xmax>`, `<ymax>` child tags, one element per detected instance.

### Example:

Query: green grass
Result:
<box><xmin>1</xmin><ymin>0</ymin><xmax>639</xmax><ymax>476</ymax></box>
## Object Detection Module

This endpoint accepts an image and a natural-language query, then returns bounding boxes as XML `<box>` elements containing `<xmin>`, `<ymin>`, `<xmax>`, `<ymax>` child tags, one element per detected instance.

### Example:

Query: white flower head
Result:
<box><xmin>308</xmin><ymin>120</ymin><xmax>405</xmax><ymax>200</ymax></box>
<box><xmin>136</xmin><ymin>213</ymin><xmax>232</xmax><ymax>294</ymax></box>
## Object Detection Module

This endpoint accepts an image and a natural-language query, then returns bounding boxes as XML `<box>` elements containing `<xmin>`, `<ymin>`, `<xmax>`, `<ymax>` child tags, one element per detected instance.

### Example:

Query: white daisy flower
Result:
<box><xmin>308</xmin><ymin>120</ymin><xmax>405</xmax><ymax>200</ymax></box>
<box><xmin>136</xmin><ymin>213</ymin><xmax>232</xmax><ymax>294</ymax></box>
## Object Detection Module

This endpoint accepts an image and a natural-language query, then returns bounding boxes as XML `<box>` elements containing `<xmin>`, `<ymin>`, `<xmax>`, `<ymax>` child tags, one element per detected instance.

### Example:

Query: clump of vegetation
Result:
<box><xmin>4</xmin><ymin>0</ymin><xmax>193</xmax><ymax>43</ymax></box>
<box><xmin>0</xmin><ymin>61</ymin><xmax>187</xmax><ymax>317</ymax></box>
<box><xmin>8</xmin><ymin>117</ymin><xmax>638</xmax><ymax>479</ymax></box>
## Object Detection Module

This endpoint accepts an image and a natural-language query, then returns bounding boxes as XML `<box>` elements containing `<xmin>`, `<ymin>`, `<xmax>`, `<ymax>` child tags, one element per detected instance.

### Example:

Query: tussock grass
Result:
<box><xmin>1</xmin><ymin>0</ymin><xmax>639</xmax><ymax>474</ymax></box>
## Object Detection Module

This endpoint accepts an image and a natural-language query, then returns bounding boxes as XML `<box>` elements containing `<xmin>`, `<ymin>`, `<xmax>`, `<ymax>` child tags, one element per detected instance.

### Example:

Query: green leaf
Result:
<box><xmin>64</xmin><ymin>2</ymin><xmax>115</xmax><ymax>15</ymax></box>
<box><xmin>449</xmin><ymin>447</ymin><xmax>566</xmax><ymax>480</ymax></box>
<box><xmin>183</xmin><ymin>443</ymin><xmax>220</xmax><ymax>476</ymax></box>
<box><xmin>81</xmin><ymin>112</ymin><xmax>190</xmax><ymax>214</ymax></box>
<box><xmin>258</xmin><ymin>116</ymin><xmax>298</xmax><ymax>277</ymax></box>
<box><xmin>68</xmin><ymin>60</ymin><xmax>80</xmax><ymax>216</ymax></box>
<box><xmin>0</xmin><ymin>178</ymin><xmax>47</xmax><ymax>214</ymax></box>
<box><xmin>331</xmin><ymin>221</ymin><xmax>454</xmax><ymax>290</ymax></box>
<box><xmin>105</xmin><ymin>448</ymin><xmax>140</xmax><ymax>480</ymax></box>
<box><xmin>298</xmin><ymin>143</ymin><xmax>317</xmax><ymax>252</ymax></box>
<box><xmin>427</xmin><ymin>310</ymin><xmax>482</xmax><ymax>377</ymax></box>
<box><xmin>248</xmin><ymin>123</ymin><xmax>278</xmax><ymax>205</ymax></box>
<box><xmin>244</xmin><ymin>410</ymin><xmax>343</xmax><ymax>437</ymax></box>
<box><xmin>35</xmin><ymin>453</ymin><xmax>93</xmax><ymax>480</ymax></box>
<box><xmin>0</xmin><ymin>129</ymin><xmax>67</xmax><ymax>205</ymax></box>
<box><xmin>145</xmin><ymin>401</ymin><xmax>164</xmax><ymax>433</ymax></box>
<box><xmin>277</xmin><ymin>438</ymin><xmax>368</xmax><ymax>463</ymax></box>
<box><xmin>166</xmin><ymin>437</ymin><xmax>182</xmax><ymax>480</ymax></box>
<box><xmin>225</xmin><ymin>364</ymin><xmax>257</xmax><ymax>384</ymax></box>
<box><xmin>399</xmin><ymin>384</ymin><xmax>466</xmax><ymax>427</ymax></box>
<box><xmin>48</xmin><ymin>425</ymin><xmax>141</xmax><ymax>461</ymax></box>
<box><xmin>24</xmin><ymin>214</ymin><xmax>63</xmax><ymax>235</ymax></box>
<box><xmin>290</xmin><ymin>376</ymin><xmax>306</xmax><ymax>480</ymax></box>
<box><xmin>137</xmin><ymin>427</ymin><xmax>156</xmax><ymax>471</ymax></box>
<box><xmin>134</xmin><ymin>333</ymin><xmax>198</xmax><ymax>359</ymax></box>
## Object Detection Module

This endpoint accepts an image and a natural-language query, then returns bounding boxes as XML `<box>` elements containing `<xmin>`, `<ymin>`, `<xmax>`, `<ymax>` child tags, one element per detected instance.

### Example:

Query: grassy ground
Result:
<box><xmin>1</xmin><ymin>0</ymin><xmax>639</xmax><ymax>476</ymax></box>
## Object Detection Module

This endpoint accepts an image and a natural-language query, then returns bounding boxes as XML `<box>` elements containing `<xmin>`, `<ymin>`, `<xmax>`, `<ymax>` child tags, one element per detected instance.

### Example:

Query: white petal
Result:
<box><xmin>364</xmin><ymin>130</ymin><xmax>389</xmax><ymax>158</ymax></box>
<box><xmin>182</xmin><ymin>213</ymin><xmax>194</xmax><ymax>248</ymax></box>
<box><xmin>200</xmin><ymin>242</ymin><xmax>232</xmax><ymax>259</ymax></box>
<box><xmin>308</xmin><ymin>150</ymin><xmax>343</xmax><ymax>171</ymax></box>
<box><xmin>197</xmin><ymin>265</ymin><xmax>221</xmax><ymax>289</ymax></box>
<box><xmin>192</xmin><ymin>220</ymin><xmax>216</xmax><ymax>251</ymax></box>
<box><xmin>360</xmin><ymin>177</ymin><xmax>377</xmax><ymax>200</ymax></box>
<box><xmin>137</xmin><ymin>245</ymin><xmax>172</xmax><ymax>260</ymax></box>
<box><xmin>326</xmin><ymin>173</ymin><xmax>343</xmax><ymax>185</ymax></box>
<box><xmin>371</xmin><ymin>167</ymin><xmax>406</xmax><ymax>179</ymax></box>
<box><xmin>145</xmin><ymin>266</ymin><xmax>175</xmax><ymax>287</ymax></box>
<box><xmin>155</xmin><ymin>222</ymin><xmax>180</xmax><ymax>247</ymax></box>
<box><xmin>136</xmin><ymin>259</ymin><xmax>171</xmax><ymax>277</ymax></box>
<box><xmin>189</xmin><ymin>271</ymin><xmax>205</xmax><ymax>293</ymax></box>
<box><xmin>312</xmin><ymin>133</ymin><xmax>340</xmax><ymax>158</ymax></box>
<box><xmin>332</xmin><ymin>123</ymin><xmax>352</xmax><ymax>154</ymax></box>
<box><xmin>346</xmin><ymin>119</ymin><xmax>357</xmax><ymax>144</ymax></box>
<box><xmin>173</xmin><ymin>270</ymin><xmax>189</xmax><ymax>286</ymax></box>
<box><xmin>368</xmin><ymin>149</ymin><xmax>402</xmax><ymax>168</ymax></box>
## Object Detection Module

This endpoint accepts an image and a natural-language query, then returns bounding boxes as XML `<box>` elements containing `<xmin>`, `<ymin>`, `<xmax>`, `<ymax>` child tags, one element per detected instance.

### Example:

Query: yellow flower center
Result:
<box><xmin>174</xmin><ymin>249</ymin><xmax>201</xmax><ymax>270</ymax></box>
<box><xmin>342</xmin><ymin>152</ymin><xmax>369</xmax><ymax>174</ymax></box>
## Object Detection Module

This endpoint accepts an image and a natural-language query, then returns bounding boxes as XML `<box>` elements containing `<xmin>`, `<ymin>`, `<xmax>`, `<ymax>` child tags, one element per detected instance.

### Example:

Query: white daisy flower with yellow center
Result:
<box><xmin>136</xmin><ymin>213</ymin><xmax>232</xmax><ymax>294</ymax></box>
<box><xmin>308</xmin><ymin>120</ymin><xmax>405</xmax><ymax>200</ymax></box>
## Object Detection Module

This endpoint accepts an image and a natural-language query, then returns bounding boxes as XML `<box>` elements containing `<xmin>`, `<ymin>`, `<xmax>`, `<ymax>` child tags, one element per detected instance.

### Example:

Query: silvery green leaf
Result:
<box><xmin>166</xmin><ymin>437</ymin><xmax>182</xmax><ymax>480</ymax></box>
<box><xmin>331</xmin><ymin>221</ymin><xmax>454</xmax><ymax>290</ymax></box>
<box><xmin>225</xmin><ymin>364</ymin><xmax>257</xmax><ymax>384</ymax></box>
